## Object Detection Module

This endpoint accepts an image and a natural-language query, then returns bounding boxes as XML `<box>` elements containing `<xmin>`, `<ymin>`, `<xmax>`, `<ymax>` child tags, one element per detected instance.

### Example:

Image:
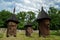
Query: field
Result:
<box><xmin>0</xmin><ymin>28</ymin><xmax>60</xmax><ymax>40</ymax></box>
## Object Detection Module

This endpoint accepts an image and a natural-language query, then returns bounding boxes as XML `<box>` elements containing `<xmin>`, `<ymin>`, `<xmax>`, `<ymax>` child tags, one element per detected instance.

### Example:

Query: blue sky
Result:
<box><xmin>0</xmin><ymin>0</ymin><xmax>60</xmax><ymax>13</ymax></box>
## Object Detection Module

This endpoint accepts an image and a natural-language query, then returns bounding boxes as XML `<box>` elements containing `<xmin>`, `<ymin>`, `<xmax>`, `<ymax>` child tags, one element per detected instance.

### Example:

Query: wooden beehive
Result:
<box><xmin>36</xmin><ymin>7</ymin><xmax>51</xmax><ymax>37</ymax></box>
<box><xmin>6</xmin><ymin>7</ymin><xmax>19</xmax><ymax>37</ymax></box>
<box><xmin>24</xmin><ymin>22</ymin><xmax>33</xmax><ymax>37</ymax></box>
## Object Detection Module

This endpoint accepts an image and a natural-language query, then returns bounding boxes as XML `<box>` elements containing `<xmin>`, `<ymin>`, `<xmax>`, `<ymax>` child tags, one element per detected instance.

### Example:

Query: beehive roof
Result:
<box><xmin>37</xmin><ymin>7</ymin><xmax>51</xmax><ymax>21</ymax></box>
<box><xmin>6</xmin><ymin>14</ymin><xmax>19</xmax><ymax>24</ymax></box>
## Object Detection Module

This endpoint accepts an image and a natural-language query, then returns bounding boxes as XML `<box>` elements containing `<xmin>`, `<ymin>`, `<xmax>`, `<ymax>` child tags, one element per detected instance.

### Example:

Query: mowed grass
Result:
<box><xmin>0</xmin><ymin>30</ymin><xmax>60</xmax><ymax>40</ymax></box>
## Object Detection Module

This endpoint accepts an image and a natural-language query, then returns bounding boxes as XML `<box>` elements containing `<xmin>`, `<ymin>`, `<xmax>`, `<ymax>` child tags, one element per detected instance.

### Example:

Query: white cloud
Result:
<box><xmin>23</xmin><ymin>0</ymin><xmax>31</xmax><ymax>4</ymax></box>
<box><xmin>0</xmin><ymin>0</ymin><xmax>60</xmax><ymax>14</ymax></box>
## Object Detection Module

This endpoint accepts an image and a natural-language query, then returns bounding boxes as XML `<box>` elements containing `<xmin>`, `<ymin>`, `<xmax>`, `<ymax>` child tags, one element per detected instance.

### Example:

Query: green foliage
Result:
<box><xmin>0</xmin><ymin>10</ymin><xmax>12</xmax><ymax>28</ymax></box>
<box><xmin>17</xmin><ymin>11</ymin><xmax>36</xmax><ymax>29</ymax></box>
<box><xmin>48</xmin><ymin>7</ymin><xmax>60</xmax><ymax>30</ymax></box>
<box><xmin>17</xmin><ymin>11</ymin><xmax>27</xmax><ymax>29</ymax></box>
<box><xmin>0</xmin><ymin>10</ymin><xmax>37</xmax><ymax>29</ymax></box>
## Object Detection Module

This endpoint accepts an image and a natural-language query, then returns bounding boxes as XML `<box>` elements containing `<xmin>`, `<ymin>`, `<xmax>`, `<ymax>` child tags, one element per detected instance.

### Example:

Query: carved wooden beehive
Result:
<box><xmin>6</xmin><ymin>7</ymin><xmax>19</xmax><ymax>37</ymax></box>
<box><xmin>36</xmin><ymin>7</ymin><xmax>51</xmax><ymax>37</ymax></box>
<box><xmin>24</xmin><ymin>22</ymin><xmax>33</xmax><ymax>37</ymax></box>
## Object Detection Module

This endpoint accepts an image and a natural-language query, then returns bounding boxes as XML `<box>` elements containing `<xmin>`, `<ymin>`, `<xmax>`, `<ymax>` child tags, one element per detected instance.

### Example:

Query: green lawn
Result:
<box><xmin>0</xmin><ymin>30</ymin><xmax>60</xmax><ymax>40</ymax></box>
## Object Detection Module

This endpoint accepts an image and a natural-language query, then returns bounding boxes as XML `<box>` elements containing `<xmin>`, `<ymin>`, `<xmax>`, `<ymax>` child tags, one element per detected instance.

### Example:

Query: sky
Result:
<box><xmin>0</xmin><ymin>0</ymin><xmax>60</xmax><ymax>13</ymax></box>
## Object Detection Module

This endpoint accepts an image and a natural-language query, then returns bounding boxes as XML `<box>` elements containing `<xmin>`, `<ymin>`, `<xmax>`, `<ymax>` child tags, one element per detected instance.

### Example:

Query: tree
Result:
<box><xmin>0</xmin><ymin>10</ymin><xmax>12</xmax><ymax>28</ymax></box>
<box><xmin>17</xmin><ymin>11</ymin><xmax>27</xmax><ymax>29</ymax></box>
<box><xmin>48</xmin><ymin>7</ymin><xmax>60</xmax><ymax>30</ymax></box>
<box><xmin>27</xmin><ymin>11</ymin><xmax>36</xmax><ymax>29</ymax></box>
<box><xmin>17</xmin><ymin>11</ymin><xmax>36</xmax><ymax>29</ymax></box>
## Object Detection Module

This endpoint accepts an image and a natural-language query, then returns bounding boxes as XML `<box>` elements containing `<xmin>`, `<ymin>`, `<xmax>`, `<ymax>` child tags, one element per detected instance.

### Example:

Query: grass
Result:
<box><xmin>0</xmin><ymin>30</ymin><xmax>60</xmax><ymax>40</ymax></box>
